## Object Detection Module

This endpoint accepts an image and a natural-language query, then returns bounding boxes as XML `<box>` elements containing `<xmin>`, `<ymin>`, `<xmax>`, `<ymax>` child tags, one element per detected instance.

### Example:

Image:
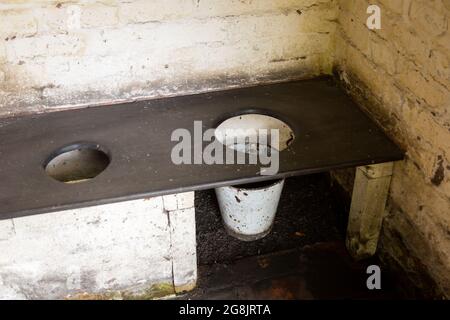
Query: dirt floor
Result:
<box><xmin>195</xmin><ymin>173</ymin><xmax>347</xmax><ymax>265</ymax></box>
<box><xmin>180</xmin><ymin>242</ymin><xmax>400</xmax><ymax>300</ymax></box>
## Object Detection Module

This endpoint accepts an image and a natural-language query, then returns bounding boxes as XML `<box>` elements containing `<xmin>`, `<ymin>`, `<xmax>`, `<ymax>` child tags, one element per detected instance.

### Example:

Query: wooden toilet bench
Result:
<box><xmin>0</xmin><ymin>77</ymin><xmax>403</xmax><ymax>260</ymax></box>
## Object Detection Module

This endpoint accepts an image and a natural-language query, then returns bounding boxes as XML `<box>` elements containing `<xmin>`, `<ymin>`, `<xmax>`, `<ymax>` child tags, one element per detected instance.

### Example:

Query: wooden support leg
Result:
<box><xmin>346</xmin><ymin>162</ymin><xmax>394</xmax><ymax>260</ymax></box>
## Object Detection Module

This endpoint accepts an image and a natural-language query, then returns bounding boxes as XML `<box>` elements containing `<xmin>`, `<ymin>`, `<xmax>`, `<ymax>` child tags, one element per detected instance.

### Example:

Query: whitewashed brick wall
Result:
<box><xmin>0</xmin><ymin>192</ymin><xmax>196</xmax><ymax>299</ymax></box>
<box><xmin>0</xmin><ymin>0</ymin><xmax>338</xmax><ymax>117</ymax></box>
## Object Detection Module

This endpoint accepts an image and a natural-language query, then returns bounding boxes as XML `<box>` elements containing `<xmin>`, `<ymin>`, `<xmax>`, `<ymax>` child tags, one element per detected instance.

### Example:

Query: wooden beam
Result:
<box><xmin>346</xmin><ymin>162</ymin><xmax>394</xmax><ymax>260</ymax></box>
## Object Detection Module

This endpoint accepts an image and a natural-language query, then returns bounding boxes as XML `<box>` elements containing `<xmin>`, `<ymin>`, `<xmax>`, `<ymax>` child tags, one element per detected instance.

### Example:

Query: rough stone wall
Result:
<box><xmin>0</xmin><ymin>0</ymin><xmax>337</xmax><ymax>117</ymax></box>
<box><xmin>334</xmin><ymin>0</ymin><xmax>450</xmax><ymax>298</ymax></box>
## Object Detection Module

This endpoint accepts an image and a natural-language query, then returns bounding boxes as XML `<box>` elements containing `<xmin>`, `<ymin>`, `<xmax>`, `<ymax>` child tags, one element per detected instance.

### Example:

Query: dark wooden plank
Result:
<box><xmin>0</xmin><ymin>77</ymin><xmax>403</xmax><ymax>219</ymax></box>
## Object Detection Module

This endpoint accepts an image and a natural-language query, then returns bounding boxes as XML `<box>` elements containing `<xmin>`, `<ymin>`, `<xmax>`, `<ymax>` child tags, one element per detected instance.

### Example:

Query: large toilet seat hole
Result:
<box><xmin>214</xmin><ymin>113</ymin><xmax>295</xmax><ymax>154</ymax></box>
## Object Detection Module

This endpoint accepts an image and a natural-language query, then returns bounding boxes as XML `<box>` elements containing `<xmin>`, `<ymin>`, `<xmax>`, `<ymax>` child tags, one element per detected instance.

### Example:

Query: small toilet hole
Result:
<box><xmin>44</xmin><ymin>143</ymin><xmax>110</xmax><ymax>184</ymax></box>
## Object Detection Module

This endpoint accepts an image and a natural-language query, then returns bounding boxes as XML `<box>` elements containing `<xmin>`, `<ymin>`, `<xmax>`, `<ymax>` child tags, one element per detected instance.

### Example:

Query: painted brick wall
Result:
<box><xmin>334</xmin><ymin>0</ymin><xmax>450</xmax><ymax>298</ymax></box>
<box><xmin>0</xmin><ymin>0</ymin><xmax>337</xmax><ymax>117</ymax></box>
<box><xmin>0</xmin><ymin>192</ymin><xmax>196</xmax><ymax>299</ymax></box>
